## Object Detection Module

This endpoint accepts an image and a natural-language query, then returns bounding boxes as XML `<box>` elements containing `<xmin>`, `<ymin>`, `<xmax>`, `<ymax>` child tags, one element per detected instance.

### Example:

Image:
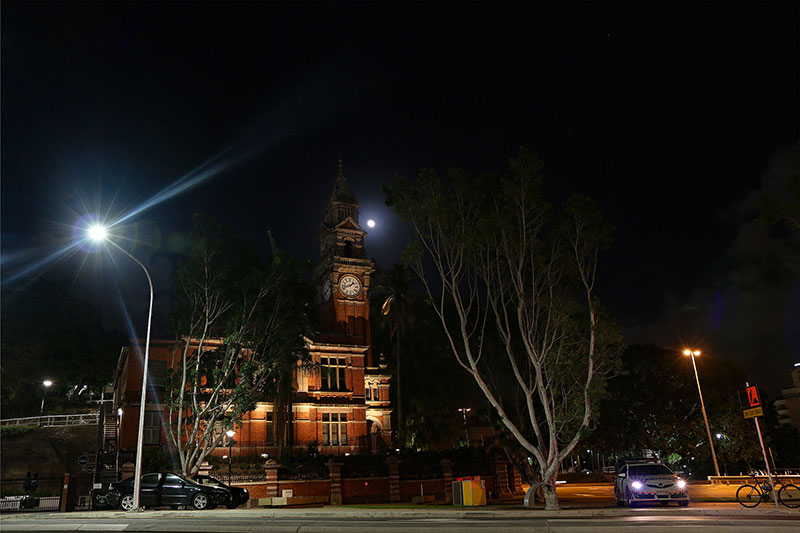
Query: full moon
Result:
<box><xmin>367</xmin><ymin>219</ymin><xmax>376</xmax><ymax>228</ymax></box>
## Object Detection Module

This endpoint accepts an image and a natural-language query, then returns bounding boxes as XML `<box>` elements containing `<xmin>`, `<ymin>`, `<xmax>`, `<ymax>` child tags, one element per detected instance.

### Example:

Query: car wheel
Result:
<box><xmin>678</xmin><ymin>500</ymin><xmax>689</xmax><ymax>507</ymax></box>
<box><xmin>120</xmin><ymin>494</ymin><xmax>136</xmax><ymax>511</ymax></box>
<box><xmin>191</xmin><ymin>492</ymin><xmax>210</xmax><ymax>510</ymax></box>
<box><xmin>105</xmin><ymin>491</ymin><xmax>120</xmax><ymax>508</ymax></box>
<box><xmin>614</xmin><ymin>489</ymin><xmax>624</xmax><ymax>506</ymax></box>
<box><xmin>659</xmin><ymin>501</ymin><xmax>669</xmax><ymax>506</ymax></box>
<box><xmin>226</xmin><ymin>503</ymin><xmax>239</xmax><ymax>509</ymax></box>
<box><xmin>625</xmin><ymin>489</ymin><xmax>635</xmax><ymax>507</ymax></box>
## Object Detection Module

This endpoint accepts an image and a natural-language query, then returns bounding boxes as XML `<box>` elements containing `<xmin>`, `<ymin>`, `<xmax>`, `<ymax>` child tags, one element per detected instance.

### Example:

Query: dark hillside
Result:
<box><xmin>1</xmin><ymin>425</ymin><xmax>98</xmax><ymax>479</ymax></box>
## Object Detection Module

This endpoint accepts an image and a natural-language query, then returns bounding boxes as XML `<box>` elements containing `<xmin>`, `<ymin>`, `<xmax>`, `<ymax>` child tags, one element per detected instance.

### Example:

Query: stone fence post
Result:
<box><xmin>493</xmin><ymin>457</ymin><xmax>512</xmax><ymax>498</ymax></box>
<box><xmin>121</xmin><ymin>462</ymin><xmax>135</xmax><ymax>481</ymax></box>
<box><xmin>510</xmin><ymin>464</ymin><xmax>524</xmax><ymax>495</ymax></box>
<box><xmin>328</xmin><ymin>458</ymin><xmax>343</xmax><ymax>505</ymax></box>
<box><xmin>386</xmin><ymin>456</ymin><xmax>401</xmax><ymax>502</ymax></box>
<box><xmin>264</xmin><ymin>459</ymin><xmax>280</xmax><ymax>498</ymax></box>
<box><xmin>439</xmin><ymin>458</ymin><xmax>453</xmax><ymax>503</ymax></box>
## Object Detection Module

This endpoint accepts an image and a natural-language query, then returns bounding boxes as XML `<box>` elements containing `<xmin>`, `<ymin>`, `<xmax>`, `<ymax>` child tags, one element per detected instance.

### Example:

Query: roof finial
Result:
<box><xmin>337</xmin><ymin>157</ymin><xmax>344</xmax><ymax>179</ymax></box>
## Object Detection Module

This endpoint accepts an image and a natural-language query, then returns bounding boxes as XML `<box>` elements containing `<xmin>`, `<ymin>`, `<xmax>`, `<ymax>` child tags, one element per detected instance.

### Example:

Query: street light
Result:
<box><xmin>226</xmin><ymin>430</ymin><xmax>236</xmax><ymax>483</ymax></box>
<box><xmin>457</xmin><ymin>408</ymin><xmax>471</xmax><ymax>446</ymax></box>
<box><xmin>682</xmin><ymin>349</ymin><xmax>720</xmax><ymax>476</ymax></box>
<box><xmin>87</xmin><ymin>223</ymin><xmax>154</xmax><ymax>511</ymax></box>
<box><xmin>40</xmin><ymin>380</ymin><xmax>53</xmax><ymax>416</ymax></box>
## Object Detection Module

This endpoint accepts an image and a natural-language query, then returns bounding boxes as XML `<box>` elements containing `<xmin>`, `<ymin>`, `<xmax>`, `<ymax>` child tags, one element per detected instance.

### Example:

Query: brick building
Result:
<box><xmin>111</xmin><ymin>162</ymin><xmax>392</xmax><ymax>459</ymax></box>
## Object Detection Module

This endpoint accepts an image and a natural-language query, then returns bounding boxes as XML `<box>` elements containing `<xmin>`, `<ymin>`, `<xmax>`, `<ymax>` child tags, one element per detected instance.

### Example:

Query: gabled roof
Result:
<box><xmin>334</xmin><ymin>216</ymin><xmax>366</xmax><ymax>233</ymax></box>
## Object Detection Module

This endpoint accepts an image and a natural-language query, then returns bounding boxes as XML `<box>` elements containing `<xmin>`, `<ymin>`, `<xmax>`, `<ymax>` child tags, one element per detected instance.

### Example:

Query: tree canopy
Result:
<box><xmin>165</xmin><ymin>215</ymin><xmax>313</xmax><ymax>475</ymax></box>
<box><xmin>384</xmin><ymin>148</ymin><xmax>622</xmax><ymax>509</ymax></box>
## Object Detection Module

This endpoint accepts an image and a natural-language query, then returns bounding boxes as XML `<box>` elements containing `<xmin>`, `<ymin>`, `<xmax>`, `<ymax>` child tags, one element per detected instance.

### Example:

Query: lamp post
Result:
<box><xmin>457</xmin><ymin>408</ymin><xmax>471</xmax><ymax>446</ymax></box>
<box><xmin>226</xmin><ymin>430</ymin><xmax>236</xmax><ymax>483</ymax></box>
<box><xmin>40</xmin><ymin>380</ymin><xmax>53</xmax><ymax>416</ymax></box>
<box><xmin>88</xmin><ymin>224</ymin><xmax>154</xmax><ymax>511</ymax></box>
<box><xmin>683</xmin><ymin>349</ymin><xmax>720</xmax><ymax>477</ymax></box>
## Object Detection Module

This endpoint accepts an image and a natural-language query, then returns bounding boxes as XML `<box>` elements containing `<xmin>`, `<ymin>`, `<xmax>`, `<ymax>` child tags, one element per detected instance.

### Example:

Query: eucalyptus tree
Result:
<box><xmin>384</xmin><ymin>149</ymin><xmax>621</xmax><ymax>509</ymax></box>
<box><xmin>165</xmin><ymin>215</ymin><xmax>311</xmax><ymax>476</ymax></box>
<box><xmin>371</xmin><ymin>263</ymin><xmax>415</xmax><ymax>448</ymax></box>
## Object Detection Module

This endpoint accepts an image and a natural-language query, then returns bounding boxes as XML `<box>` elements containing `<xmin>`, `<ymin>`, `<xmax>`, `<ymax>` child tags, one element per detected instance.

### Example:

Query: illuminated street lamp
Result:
<box><xmin>88</xmin><ymin>224</ymin><xmax>154</xmax><ymax>511</ymax></box>
<box><xmin>682</xmin><ymin>349</ymin><xmax>720</xmax><ymax>476</ymax></box>
<box><xmin>226</xmin><ymin>429</ymin><xmax>236</xmax><ymax>483</ymax></box>
<box><xmin>40</xmin><ymin>380</ymin><xmax>53</xmax><ymax>416</ymax></box>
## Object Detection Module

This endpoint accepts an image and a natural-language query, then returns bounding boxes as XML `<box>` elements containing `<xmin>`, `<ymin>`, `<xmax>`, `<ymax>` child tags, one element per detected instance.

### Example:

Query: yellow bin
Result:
<box><xmin>461</xmin><ymin>479</ymin><xmax>486</xmax><ymax>506</ymax></box>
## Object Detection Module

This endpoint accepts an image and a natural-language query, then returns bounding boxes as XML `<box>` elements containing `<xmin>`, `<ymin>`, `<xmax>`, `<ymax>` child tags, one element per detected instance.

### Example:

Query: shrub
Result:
<box><xmin>0</xmin><ymin>425</ymin><xmax>37</xmax><ymax>438</ymax></box>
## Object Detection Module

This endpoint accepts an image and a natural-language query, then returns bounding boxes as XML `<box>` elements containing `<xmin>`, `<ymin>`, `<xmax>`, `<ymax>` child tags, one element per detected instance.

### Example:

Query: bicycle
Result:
<box><xmin>736</xmin><ymin>474</ymin><xmax>800</xmax><ymax>508</ymax></box>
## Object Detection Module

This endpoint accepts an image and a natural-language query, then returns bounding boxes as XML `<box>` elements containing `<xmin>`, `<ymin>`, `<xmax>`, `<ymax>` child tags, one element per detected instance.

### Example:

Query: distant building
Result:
<box><xmin>774</xmin><ymin>366</ymin><xmax>800</xmax><ymax>431</ymax></box>
<box><xmin>110</xmin><ymin>162</ymin><xmax>392</xmax><ymax>459</ymax></box>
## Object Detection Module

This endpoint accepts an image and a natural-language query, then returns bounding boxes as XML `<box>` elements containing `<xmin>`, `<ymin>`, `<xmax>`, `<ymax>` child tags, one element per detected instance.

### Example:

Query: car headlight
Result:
<box><xmin>631</xmin><ymin>481</ymin><xmax>643</xmax><ymax>490</ymax></box>
<box><xmin>677</xmin><ymin>480</ymin><xmax>686</xmax><ymax>489</ymax></box>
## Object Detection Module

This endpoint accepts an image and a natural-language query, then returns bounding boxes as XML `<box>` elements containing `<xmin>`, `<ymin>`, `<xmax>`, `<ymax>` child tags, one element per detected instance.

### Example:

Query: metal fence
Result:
<box><xmin>0</xmin><ymin>477</ymin><xmax>63</xmax><ymax>512</ymax></box>
<box><xmin>0</xmin><ymin>413</ymin><xmax>98</xmax><ymax>427</ymax></box>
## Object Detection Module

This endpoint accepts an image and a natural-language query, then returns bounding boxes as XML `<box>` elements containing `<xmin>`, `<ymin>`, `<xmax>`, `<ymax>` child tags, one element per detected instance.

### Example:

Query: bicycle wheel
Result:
<box><xmin>736</xmin><ymin>484</ymin><xmax>763</xmax><ymax>508</ymax></box>
<box><xmin>778</xmin><ymin>483</ymin><xmax>800</xmax><ymax>508</ymax></box>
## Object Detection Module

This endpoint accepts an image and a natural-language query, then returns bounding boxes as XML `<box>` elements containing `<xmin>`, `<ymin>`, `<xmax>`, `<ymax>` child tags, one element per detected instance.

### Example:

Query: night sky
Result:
<box><xmin>2</xmin><ymin>2</ymin><xmax>798</xmax><ymax>394</ymax></box>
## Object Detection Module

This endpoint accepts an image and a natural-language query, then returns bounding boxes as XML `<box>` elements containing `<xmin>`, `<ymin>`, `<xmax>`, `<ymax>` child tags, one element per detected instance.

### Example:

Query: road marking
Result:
<box><xmin>79</xmin><ymin>525</ymin><xmax>128</xmax><ymax>531</ymax></box>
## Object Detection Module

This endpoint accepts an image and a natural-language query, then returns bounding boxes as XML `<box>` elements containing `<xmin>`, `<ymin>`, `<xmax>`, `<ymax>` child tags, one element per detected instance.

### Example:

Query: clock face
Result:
<box><xmin>322</xmin><ymin>279</ymin><xmax>332</xmax><ymax>301</ymax></box>
<box><xmin>339</xmin><ymin>274</ymin><xmax>361</xmax><ymax>298</ymax></box>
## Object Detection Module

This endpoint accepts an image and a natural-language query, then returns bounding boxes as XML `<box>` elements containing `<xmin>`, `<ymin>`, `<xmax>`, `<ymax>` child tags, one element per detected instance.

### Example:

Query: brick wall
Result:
<box><xmin>399</xmin><ymin>479</ymin><xmax>445</xmax><ymax>501</ymax></box>
<box><xmin>342</xmin><ymin>477</ymin><xmax>390</xmax><ymax>504</ymax></box>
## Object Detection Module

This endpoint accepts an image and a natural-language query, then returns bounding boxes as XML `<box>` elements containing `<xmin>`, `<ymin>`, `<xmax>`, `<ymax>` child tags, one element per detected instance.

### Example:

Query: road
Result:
<box><xmin>1</xmin><ymin>512</ymin><xmax>797</xmax><ymax>532</ymax></box>
<box><xmin>555</xmin><ymin>482</ymin><xmax>743</xmax><ymax>506</ymax></box>
<box><xmin>1</xmin><ymin>484</ymin><xmax>797</xmax><ymax>532</ymax></box>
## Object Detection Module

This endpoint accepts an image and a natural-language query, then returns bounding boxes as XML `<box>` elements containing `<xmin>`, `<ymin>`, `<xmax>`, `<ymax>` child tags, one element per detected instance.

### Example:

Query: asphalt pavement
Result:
<box><xmin>1</xmin><ymin>483</ymin><xmax>797</xmax><ymax>532</ymax></box>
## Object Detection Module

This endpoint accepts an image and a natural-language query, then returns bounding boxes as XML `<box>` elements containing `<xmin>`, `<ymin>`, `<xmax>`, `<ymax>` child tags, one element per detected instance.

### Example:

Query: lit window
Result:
<box><xmin>320</xmin><ymin>357</ymin><xmax>348</xmax><ymax>391</ymax></box>
<box><xmin>322</xmin><ymin>412</ymin><xmax>348</xmax><ymax>445</ymax></box>
<box><xmin>144</xmin><ymin>411</ymin><xmax>161</xmax><ymax>445</ymax></box>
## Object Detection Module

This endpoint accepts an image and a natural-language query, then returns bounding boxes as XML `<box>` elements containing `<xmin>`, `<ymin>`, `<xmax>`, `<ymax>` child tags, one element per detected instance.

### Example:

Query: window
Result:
<box><xmin>149</xmin><ymin>361</ymin><xmax>167</xmax><ymax>392</ymax></box>
<box><xmin>320</xmin><ymin>357</ymin><xmax>347</xmax><ymax>391</ymax></box>
<box><xmin>630</xmin><ymin>465</ymin><xmax>672</xmax><ymax>476</ymax></box>
<box><xmin>164</xmin><ymin>474</ymin><xmax>183</xmax><ymax>486</ymax></box>
<box><xmin>338</xmin><ymin>207</ymin><xmax>353</xmax><ymax>220</ymax></box>
<box><xmin>322</xmin><ymin>412</ymin><xmax>348</xmax><ymax>445</ymax></box>
<box><xmin>143</xmin><ymin>410</ymin><xmax>161</xmax><ymax>445</ymax></box>
<box><xmin>141</xmin><ymin>473</ymin><xmax>160</xmax><ymax>485</ymax></box>
<box><xmin>365</xmin><ymin>385</ymin><xmax>379</xmax><ymax>401</ymax></box>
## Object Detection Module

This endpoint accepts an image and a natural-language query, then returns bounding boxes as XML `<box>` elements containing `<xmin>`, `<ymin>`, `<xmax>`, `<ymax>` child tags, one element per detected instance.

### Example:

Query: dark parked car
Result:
<box><xmin>194</xmin><ymin>475</ymin><xmax>250</xmax><ymax>509</ymax></box>
<box><xmin>105</xmin><ymin>472</ymin><xmax>230</xmax><ymax>511</ymax></box>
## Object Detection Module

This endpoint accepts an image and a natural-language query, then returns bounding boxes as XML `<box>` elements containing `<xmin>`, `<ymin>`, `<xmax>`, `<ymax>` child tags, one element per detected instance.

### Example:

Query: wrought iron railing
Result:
<box><xmin>0</xmin><ymin>413</ymin><xmax>99</xmax><ymax>427</ymax></box>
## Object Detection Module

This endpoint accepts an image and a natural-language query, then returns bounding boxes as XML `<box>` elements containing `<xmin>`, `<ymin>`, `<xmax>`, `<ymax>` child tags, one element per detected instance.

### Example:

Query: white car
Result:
<box><xmin>614</xmin><ymin>461</ymin><xmax>689</xmax><ymax>507</ymax></box>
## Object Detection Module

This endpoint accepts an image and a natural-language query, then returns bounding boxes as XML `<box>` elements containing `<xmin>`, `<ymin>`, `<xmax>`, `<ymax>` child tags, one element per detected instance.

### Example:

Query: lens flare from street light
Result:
<box><xmin>88</xmin><ymin>224</ymin><xmax>108</xmax><ymax>242</ymax></box>
<box><xmin>226</xmin><ymin>430</ymin><xmax>236</xmax><ymax>438</ymax></box>
<box><xmin>683</xmin><ymin>349</ymin><xmax>701</xmax><ymax>356</ymax></box>
<box><xmin>43</xmin><ymin>380</ymin><xmax>53</xmax><ymax>387</ymax></box>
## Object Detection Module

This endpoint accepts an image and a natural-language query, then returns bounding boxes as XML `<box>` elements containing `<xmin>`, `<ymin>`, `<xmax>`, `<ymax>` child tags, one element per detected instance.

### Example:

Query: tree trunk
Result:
<box><xmin>543</xmin><ymin>479</ymin><xmax>559</xmax><ymax>510</ymax></box>
<box><xmin>395</xmin><ymin>339</ymin><xmax>402</xmax><ymax>449</ymax></box>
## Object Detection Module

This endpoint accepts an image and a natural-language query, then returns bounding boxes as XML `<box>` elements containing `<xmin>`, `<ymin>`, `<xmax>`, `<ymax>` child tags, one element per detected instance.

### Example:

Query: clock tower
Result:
<box><xmin>314</xmin><ymin>160</ymin><xmax>376</xmax><ymax>364</ymax></box>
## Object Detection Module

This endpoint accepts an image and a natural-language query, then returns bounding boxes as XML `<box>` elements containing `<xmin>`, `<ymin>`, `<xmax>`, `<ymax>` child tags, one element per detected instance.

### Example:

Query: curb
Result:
<box><xmin>2</xmin><ymin>506</ymin><xmax>798</xmax><ymax>521</ymax></box>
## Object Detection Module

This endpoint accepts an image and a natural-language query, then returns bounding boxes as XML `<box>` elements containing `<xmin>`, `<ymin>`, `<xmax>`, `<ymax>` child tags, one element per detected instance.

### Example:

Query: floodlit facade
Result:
<box><xmin>111</xmin><ymin>162</ymin><xmax>392</xmax><ymax>458</ymax></box>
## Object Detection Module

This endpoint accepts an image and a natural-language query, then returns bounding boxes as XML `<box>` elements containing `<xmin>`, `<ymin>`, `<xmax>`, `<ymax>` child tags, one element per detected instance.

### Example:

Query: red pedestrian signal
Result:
<box><xmin>746</xmin><ymin>385</ymin><xmax>761</xmax><ymax>408</ymax></box>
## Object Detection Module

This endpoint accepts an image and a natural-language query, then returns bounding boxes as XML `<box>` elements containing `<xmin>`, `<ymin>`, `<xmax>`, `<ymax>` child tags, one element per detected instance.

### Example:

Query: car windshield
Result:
<box><xmin>630</xmin><ymin>465</ymin><xmax>672</xmax><ymax>476</ymax></box>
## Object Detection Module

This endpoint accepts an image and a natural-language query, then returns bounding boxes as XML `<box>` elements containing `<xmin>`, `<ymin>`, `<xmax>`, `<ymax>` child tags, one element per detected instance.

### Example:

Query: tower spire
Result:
<box><xmin>337</xmin><ymin>158</ymin><xmax>344</xmax><ymax>179</ymax></box>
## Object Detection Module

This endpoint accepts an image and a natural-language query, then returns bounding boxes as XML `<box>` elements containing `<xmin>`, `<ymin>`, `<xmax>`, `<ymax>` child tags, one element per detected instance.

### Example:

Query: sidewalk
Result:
<box><xmin>2</xmin><ymin>502</ymin><xmax>798</xmax><ymax>521</ymax></box>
